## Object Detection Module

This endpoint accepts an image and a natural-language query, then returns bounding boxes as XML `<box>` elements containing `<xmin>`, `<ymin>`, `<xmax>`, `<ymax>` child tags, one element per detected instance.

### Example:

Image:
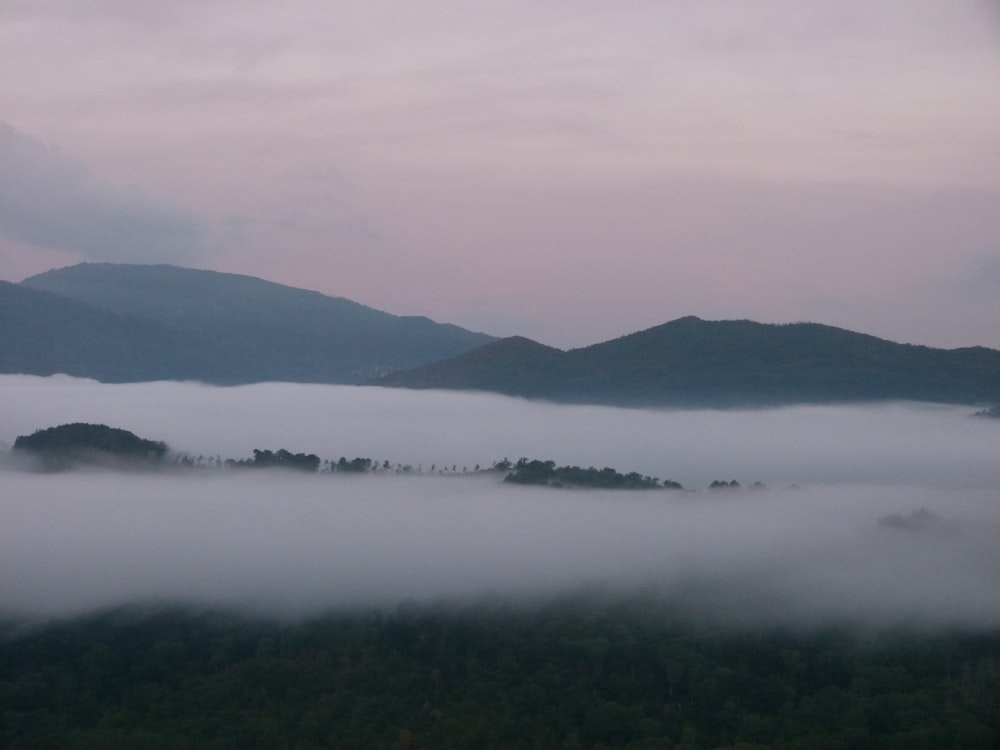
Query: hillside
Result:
<box><xmin>372</xmin><ymin>335</ymin><xmax>572</xmax><ymax>398</ymax></box>
<box><xmin>0</xmin><ymin>281</ymin><xmax>248</xmax><ymax>382</ymax></box>
<box><xmin>13</xmin><ymin>263</ymin><xmax>495</xmax><ymax>383</ymax></box>
<box><xmin>371</xmin><ymin>316</ymin><xmax>1000</xmax><ymax>407</ymax></box>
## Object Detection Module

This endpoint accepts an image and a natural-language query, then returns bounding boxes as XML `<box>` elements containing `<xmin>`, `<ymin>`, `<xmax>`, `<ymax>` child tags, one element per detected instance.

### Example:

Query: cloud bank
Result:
<box><xmin>2</xmin><ymin>376</ymin><xmax>996</xmax><ymax>490</ymax></box>
<box><xmin>1</xmin><ymin>473</ymin><xmax>998</xmax><ymax>630</ymax></box>
<box><xmin>1</xmin><ymin>376</ymin><xmax>998</xmax><ymax>630</ymax></box>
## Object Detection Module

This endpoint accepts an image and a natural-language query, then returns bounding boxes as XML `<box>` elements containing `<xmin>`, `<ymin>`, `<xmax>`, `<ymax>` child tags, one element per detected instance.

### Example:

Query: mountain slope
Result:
<box><xmin>370</xmin><ymin>316</ymin><xmax>1000</xmax><ymax>406</ymax></box>
<box><xmin>372</xmin><ymin>335</ymin><xmax>572</xmax><ymax>397</ymax></box>
<box><xmin>17</xmin><ymin>263</ymin><xmax>495</xmax><ymax>383</ymax></box>
<box><xmin>0</xmin><ymin>281</ymin><xmax>250</xmax><ymax>382</ymax></box>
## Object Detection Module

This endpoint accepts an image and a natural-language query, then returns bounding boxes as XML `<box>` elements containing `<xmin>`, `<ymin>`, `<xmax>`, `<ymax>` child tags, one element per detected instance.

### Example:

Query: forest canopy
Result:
<box><xmin>1</xmin><ymin>600</ymin><xmax>997</xmax><ymax>749</ymax></box>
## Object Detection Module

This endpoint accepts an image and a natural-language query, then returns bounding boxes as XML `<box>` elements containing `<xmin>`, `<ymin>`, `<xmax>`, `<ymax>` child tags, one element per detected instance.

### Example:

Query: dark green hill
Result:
<box><xmin>13</xmin><ymin>422</ymin><xmax>168</xmax><ymax>470</ymax></box>
<box><xmin>14</xmin><ymin>263</ymin><xmax>495</xmax><ymax>383</ymax></box>
<box><xmin>371</xmin><ymin>316</ymin><xmax>1000</xmax><ymax>407</ymax></box>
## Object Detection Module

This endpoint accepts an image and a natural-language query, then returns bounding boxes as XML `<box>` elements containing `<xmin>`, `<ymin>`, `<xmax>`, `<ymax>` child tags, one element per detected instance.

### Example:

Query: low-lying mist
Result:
<box><xmin>2</xmin><ymin>375</ymin><xmax>998</xmax><ymax>629</ymax></box>
<box><xmin>4</xmin><ymin>375</ymin><xmax>997</xmax><ymax>488</ymax></box>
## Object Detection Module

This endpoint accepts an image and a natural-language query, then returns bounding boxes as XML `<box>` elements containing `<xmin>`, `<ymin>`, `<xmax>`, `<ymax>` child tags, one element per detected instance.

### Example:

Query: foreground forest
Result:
<box><xmin>2</xmin><ymin>599</ymin><xmax>998</xmax><ymax>750</ymax></box>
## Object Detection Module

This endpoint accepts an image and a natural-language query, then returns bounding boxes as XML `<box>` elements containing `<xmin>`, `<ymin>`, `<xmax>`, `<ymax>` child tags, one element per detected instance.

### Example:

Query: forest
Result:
<box><xmin>2</xmin><ymin>598</ymin><xmax>998</xmax><ymax>749</ymax></box>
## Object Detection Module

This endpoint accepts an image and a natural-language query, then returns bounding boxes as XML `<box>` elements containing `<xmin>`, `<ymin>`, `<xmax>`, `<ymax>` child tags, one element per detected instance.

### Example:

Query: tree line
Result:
<box><xmin>12</xmin><ymin>423</ymin><xmax>782</xmax><ymax>490</ymax></box>
<box><xmin>502</xmin><ymin>458</ymin><xmax>683</xmax><ymax>490</ymax></box>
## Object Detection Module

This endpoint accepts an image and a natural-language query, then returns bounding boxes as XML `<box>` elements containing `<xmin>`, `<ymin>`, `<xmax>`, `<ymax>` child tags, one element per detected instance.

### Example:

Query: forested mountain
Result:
<box><xmin>372</xmin><ymin>316</ymin><xmax>1000</xmax><ymax>407</ymax></box>
<box><xmin>11</xmin><ymin>263</ymin><xmax>495</xmax><ymax>383</ymax></box>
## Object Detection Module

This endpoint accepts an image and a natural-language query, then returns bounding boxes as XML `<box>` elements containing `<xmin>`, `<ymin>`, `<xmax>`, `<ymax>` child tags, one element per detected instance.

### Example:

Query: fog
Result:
<box><xmin>2</xmin><ymin>375</ymin><xmax>998</xmax><ymax>629</ymax></box>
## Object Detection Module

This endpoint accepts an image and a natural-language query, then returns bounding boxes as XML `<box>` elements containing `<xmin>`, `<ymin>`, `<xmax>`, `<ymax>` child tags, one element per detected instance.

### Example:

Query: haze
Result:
<box><xmin>2</xmin><ymin>375</ymin><xmax>998</xmax><ymax>630</ymax></box>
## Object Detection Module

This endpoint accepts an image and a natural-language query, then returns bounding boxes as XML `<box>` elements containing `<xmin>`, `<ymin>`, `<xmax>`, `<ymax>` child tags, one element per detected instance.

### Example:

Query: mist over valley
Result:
<box><xmin>3</xmin><ymin>375</ymin><xmax>998</xmax><ymax>630</ymax></box>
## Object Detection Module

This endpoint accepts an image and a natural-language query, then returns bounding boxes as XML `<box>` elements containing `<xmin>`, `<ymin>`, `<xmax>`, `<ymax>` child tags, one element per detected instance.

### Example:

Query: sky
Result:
<box><xmin>2</xmin><ymin>0</ymin><xmax>999</xmax><ymax>349</ymax></box>
<box><xmin>2</xmin><ymin>375</ymin><xmax>1000</xmax><ymax>627</ymax></box>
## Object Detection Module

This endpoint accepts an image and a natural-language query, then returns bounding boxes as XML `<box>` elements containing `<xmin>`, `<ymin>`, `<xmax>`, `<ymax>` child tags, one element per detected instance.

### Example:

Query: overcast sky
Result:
<box><xmin>2</xmin><ymin>0</ymin><xmax>999</xmax><ymax>348</ymax></box>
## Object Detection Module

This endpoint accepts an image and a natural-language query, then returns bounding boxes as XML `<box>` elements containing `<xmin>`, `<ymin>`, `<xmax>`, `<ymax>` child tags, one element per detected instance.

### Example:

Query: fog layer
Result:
<box><xmin>3</xmin><ymin>375</ymin><xmax>997</xmax><ymax>489</ymax></box>
<box><xmin>2</xmin><ymin>376</ymin><xmax>998</xmax><ymax>628</ymax></box>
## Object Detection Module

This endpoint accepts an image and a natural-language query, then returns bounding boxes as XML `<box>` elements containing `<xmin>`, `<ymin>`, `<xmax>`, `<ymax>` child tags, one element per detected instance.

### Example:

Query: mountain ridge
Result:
<box><xmin>6</xmin><ymin>262</ymin><xmax>999</xmax><ymax>406</ymax></box>
<box><xmin>11</xmin><ymin>262</ymin><xmax>496</xmax><ymax>383</ymax></box>
<box><xmin>371</xmin><ymin>316</ymin><xmax>1000</xmax><ymax>407</ymax></box>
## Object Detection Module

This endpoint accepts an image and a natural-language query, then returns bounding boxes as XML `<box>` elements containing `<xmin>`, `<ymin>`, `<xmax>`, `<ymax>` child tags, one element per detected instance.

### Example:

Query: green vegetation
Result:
<box><xmin>504</xmin><ymin>458</ymin><xmax>682</xmax><ymax>490</ymax></box>
<box><xmin>335</xmin><ymin>456</ymin><xmax>374</xmax><ymax>473</ymax></box>
<box><xmin>12</xmin><ymin>423</ymin><xmax>167</xmax><ymax>470</ymax></box>
<box><xmin>1</xmin><ymin>600</ymin><xmax>997</xmax><ymax>749</ymax></box>
<box><xmin>242</xmin><ymin>448</ymin><xmax>321</xmax><ymax>472</ymax></box>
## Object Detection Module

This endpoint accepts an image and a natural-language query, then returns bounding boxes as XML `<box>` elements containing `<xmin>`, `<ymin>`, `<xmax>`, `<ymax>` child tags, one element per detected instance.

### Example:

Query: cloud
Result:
<box><xmin>1</xmin><ymin>376</ymin><xmax>998</xmax><ymax>630</ymax></box>
<box><xmin>0</xmin><ymin>122</ymin><xmax>205</xmax><ymax>264</ymax></box>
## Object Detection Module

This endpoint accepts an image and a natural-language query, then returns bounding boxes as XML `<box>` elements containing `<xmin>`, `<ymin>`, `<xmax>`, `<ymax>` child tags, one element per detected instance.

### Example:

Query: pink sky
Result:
<box><xmin>2</xmin><ymin>0</ymin><xmax>999</xmax><ymax>348</ymax></box>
